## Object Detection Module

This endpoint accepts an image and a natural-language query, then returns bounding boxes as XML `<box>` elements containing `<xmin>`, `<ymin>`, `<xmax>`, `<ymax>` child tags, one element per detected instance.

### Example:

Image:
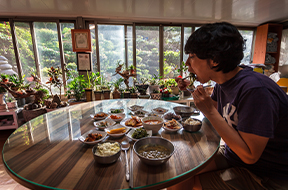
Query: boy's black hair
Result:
<box><xmin>184</xmin><ymin>22</ymin><xmax>245</xmax><ymax>73</ymax></box>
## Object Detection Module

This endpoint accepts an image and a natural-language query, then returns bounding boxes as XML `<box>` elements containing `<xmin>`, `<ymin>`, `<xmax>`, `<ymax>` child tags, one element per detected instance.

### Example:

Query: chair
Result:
<box><xmin>277</xmin><ymin>78</ymin><xmax>288</xmax><ymax>92</ymax></box>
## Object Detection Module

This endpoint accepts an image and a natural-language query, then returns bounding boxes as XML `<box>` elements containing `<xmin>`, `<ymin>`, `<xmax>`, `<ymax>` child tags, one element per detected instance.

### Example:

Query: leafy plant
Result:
<box><xmin>7</xmin><ymin>97</ymin><xmax>15</xmax><ymax>102</ymax></box>
<box><xmin>112</xmin><ymin>78</ymin><xmax>124</xmax><ymax>89</ymax></box>
<box><xmin>36</xmin><ymin>88</ymin><xmax>50</xmax><ymax>100</ymax></box>
<box><xmin>66</xmin><ymin>75</ymin><xmax>87</xmax><ymax>101</ymax></box>
<box><xmin>0</xmin><ymin>87</ymin><xmax>6</xmax><ymax>93</ymax></box>
<box><xmin>128</xmin><ymin>65</ymin><xmax>135</xmax><ymax>70</ymax></box>
<box><xmin>8</xmin><ymin>74</ymin><xmax>26</xmax><ymax>90</ymax></box>
<box><xmin>129</xmin><ymin>86</ymin><xmax>137</xmax><ymax>94</ymax></box>
<box><xmin>149</xmin><ymin>74</ymin><xmax>163</xmax><ymax>85</ymax></box>
<box><xmin>177</xmin><ymin>61</ymin><xmax>188</xmax><ymax>75</ymax></box>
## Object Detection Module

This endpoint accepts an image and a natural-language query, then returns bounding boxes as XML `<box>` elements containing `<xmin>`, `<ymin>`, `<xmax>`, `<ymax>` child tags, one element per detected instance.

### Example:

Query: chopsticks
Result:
<box><xmin>129</xmin><ymin>143</ymin><xmax>133</xmax><ymax>188</ymax></box>
<box><xmin>186</xmin><ymin>84</ymin><xmax>212</xmax><ymax>92</ymax></box>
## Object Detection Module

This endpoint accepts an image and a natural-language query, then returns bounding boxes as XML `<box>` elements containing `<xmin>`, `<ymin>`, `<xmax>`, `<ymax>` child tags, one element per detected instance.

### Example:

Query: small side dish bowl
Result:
<box><xmin>173</xmin><ymin>106</ymin><xmax>196</xmax><ymax>118</ymax></box>
<box><xmin>78</xmin><ymin>129</ymin><xmax>107</xmax><ymax>145</ymax></box>
<box><xmin>163</xmin><ymin>119</ymin><xmax>183</xmax><ymax>132</ymax></box>
<box><xmin>182</xmin><ymin>118</ymin><xmax>202</xmax><ymax>132</ymax></box>
<box><xmin>108</xmin><ymin>113</ymin><xmax>125</xmax><ymax>122</ymax></box>
<box><xmin>142</xmin><ymin>116</ymin><xmax>164</xmax><ymax>135</ymax></box>
<box><xmin>126</xmin><ymin>128</ymin><xmax>152</xmax><ymax>141</ymax></box>
<box><xmin>109</xmin><ymin>108</ymin><xmax>124</xmax><ymax>114</ymax></box>
<box><xmin>105</xmin><ymin>124</ymin><xmax>129</xmax><ymax>137</ymax></box>
<box><xmin>128</xmin><ymin>105</ymin><xmax>144</xmax><ymax>111</ymax></box>
<box><xmin>92</xmin><ymin>141</ymin><xmax>121</xmax><ymax>164</ymax></box>
<box><xmin>162</xmin><ymin>112</ymin><xmax>182</xmax><ymax>122</ymax></box>
<box><xmin>133</xmin><ymin>136</ymin><xmax>175</xmax><ymax>166</ymax></box>
<box><xmin>94</xmin><ymin>118</ymin><xmax>116</xmax><ymax>130</ymax></box>
<box><xmin>152</xmin><ymin>107</ymin><xmax>168</xmax><ymax>115</ymax></box>
<box><xmin>91</xmin><ymin>112</ymin><xmax>109</xmax><ymax>121</ymax></box>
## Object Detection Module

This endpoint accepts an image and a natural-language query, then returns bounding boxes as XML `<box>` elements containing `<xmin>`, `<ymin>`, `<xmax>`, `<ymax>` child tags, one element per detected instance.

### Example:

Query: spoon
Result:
<box><xmin>121</xmin><ymin>141</ymin><xmax>130</xmax><ymax>181</ymax></box>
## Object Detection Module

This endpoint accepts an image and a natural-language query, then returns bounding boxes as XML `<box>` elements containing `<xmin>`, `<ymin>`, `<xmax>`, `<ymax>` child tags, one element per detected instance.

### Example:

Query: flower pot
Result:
<box><xmin>85</xmin><ymin>89</ymin><xmax>93</xmax><ymax>102</ymax></box>
<box><xmin>135</xmin><ymin>84</ymin><xmax>149</xmax><ymax>95</ymax></box>
<box><xmin>130</xmin><ymin>93</ymin><xmax>138</xmax><ymax>98</ymax></box>
<box><xmin>148</xmin><ymin>85</ymin><xmax>160</xmax><ymax>94</ymax></box>
<box><xmin>123</xmin><ymin>92</ymin><xmax>130</xmax><ymax>99</ymax></box>
<box><xmin>103</xmin><ymin>90</ymin><xmax>111</xmax><ymax>99</ymax></box>
<box><xmin>112</xmin><ymin>89</ymin><xmax>121</xmax><ymax>99</ymax></box>
<box><xmin>94</xmin><ymin>91</ymin><xmax>102</xmax><ymax>100</ymax></box>
<box><xmin>162</xmin><ymin>93</ymin><xmax>170</xmax><ymax>98</ymax></box>
<box><xmin>150</xmin><ymin>93</ymin><xmax>162</xmax><ymax>100</ymax></box>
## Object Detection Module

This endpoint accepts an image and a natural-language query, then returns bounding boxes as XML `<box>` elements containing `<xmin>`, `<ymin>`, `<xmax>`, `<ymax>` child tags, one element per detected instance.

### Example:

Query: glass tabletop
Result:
<box><xmin>2</xmin><ymin>99</ymin><xmax>220</xmax><ymax>190</ymax></box>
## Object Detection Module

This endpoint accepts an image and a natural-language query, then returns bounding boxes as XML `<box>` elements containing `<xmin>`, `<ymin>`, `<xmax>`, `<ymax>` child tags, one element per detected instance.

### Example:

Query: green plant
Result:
<box><xmin>7</xmin><ymin>97</ymin><xmax>14</xmax><ymax>102</ymax></box>
<box><xmin>86</xmin><ymin>70</ymin><xmax>92</xmax><ymax>89</ymax></box>
<box><xmin>0</xmin><ymin>86</ymin><xmax>6</xmax><ymax>93</ymax></box>
<box><xmin>128</xmin><ymin>65</ymin><xmax>135</xmax><ymax>70</ymax></box>
<box><xmin>129</xmin><ymin>86</ymin><xmax>137</xmax><ymax>94</ymax></box>
<box><xmin>8</xmin><ymin>74</ymin><xmax>25</xmax><ymax>90</ymax></box>
<box><xmin>177</xmin><ymin>61</ymin><xmax>188</xmax><ymax>75</ymax></box>
<box><xmin>36</xmin><ymin>88</ymin><xmax>50</xmax><ymax>100</ymax></box>
<box><xmin>149</xmin><ymin>74</ymin><xmax>163</xmax><ymax>85</ymax></box>
<box><xmin>66</xmin><ymin>75</ymin><xmax>87</xmax><ymax>101</ymax></box>
<box><xmin>112</xmin><ymin>78</ymin><xmax>124</xmax><ymax>89</ymax></box>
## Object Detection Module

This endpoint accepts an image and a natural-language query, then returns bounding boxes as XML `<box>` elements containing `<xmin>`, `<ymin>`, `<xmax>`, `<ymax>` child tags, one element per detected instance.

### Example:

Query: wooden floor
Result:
<box><xmin>0</xmin><ymin>129</ymin><xmax>29</xmax><ymax>190</ymax></box>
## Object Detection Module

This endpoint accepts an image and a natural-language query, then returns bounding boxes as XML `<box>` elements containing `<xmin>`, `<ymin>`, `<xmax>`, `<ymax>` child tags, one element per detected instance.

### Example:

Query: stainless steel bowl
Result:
<box><xmin>182</xmin><ymin>118</ymin><xmax>202</xmax><ymax>132</ymax></box>
<box><xmin>133</xmin><ymin>137</ymin><xmax>175</xmax><ymax>166</ymax></box>
<box><xmin>92</xmin><ymin>141</ymin><xmax>121</xmax><ymax>164</ymax></box>
<box><xmin>173</xmin><ymin>106</ymin><xmax>195</xmax><ymax>118</ymax></box>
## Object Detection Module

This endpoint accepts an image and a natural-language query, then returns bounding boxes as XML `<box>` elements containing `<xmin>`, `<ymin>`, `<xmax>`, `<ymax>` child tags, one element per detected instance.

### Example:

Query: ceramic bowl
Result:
<box><xmin>92</xmin><ymin>141</ymin><xmax>121</xmax><ymax>164</ymax></box>
<box><xmin>78</xmin><ymin>129</ymin><xmax>107</xmax><ymax>145</ymax></box>
<box><xmin>141</xmin><ymin>116</ymin><xmax>164</xmax><ymax>135</ymax></box>
<box><xmin>182</xmin><ymin>118</ymin><xmax>202</xmax><ymax>132</ymax></box>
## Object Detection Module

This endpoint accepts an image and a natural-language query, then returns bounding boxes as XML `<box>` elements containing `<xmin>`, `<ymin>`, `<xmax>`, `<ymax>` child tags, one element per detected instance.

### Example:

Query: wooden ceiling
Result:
<box><xmin>0</xmin><ymin>0</ymin><xmax>288</xmax><ymax>27</ymax></box>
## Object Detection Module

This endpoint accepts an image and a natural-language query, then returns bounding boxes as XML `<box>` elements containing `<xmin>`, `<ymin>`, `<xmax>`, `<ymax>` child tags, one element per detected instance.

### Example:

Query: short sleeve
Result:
<box><xmin>211</xmin><ymin>84</ymin><xmax>219</xmax><ymax>101</ymax></box>
<box><xmin>236</xmin><ymin>88</ymin><xmax>278</xmax><ymax>138</ymax></box>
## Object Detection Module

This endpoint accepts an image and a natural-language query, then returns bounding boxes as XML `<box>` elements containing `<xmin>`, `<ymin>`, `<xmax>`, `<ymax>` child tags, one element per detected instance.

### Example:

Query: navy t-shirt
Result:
<box><xmin>211</xmin><ymin>66</ymin><xmax>288</xmax><ymax>180</ymax></box>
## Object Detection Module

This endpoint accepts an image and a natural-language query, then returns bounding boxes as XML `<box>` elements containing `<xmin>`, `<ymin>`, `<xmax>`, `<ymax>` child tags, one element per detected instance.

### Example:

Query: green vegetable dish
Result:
<box><xmin>111</xmin><ymin>109</ymin><xmax>122</xmax><ymax>113</ymax></box>
<box><xmin>132</xmin><ymin>128</ymin><xmax>148</xmax><ymax>139</ymax></box>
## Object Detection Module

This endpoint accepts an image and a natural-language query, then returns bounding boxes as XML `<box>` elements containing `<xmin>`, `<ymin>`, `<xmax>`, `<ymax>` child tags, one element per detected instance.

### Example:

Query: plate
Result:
<box><xmin>163</xmin><ymin>120</ymin><xmax>183</xmax><ymax>132</ymax></box>
<box><xmin>109</xmin><ymin>108</ymin><xmax>124</xmax><ymax>114</ymax></box>
<box><xmin>131</xmin><ymin>110</ymin><xmax>148</xmax><ymax>117</ymax></box>
<box><xmin>108</xmin><ymin>113</ymin><xmax>125</xmax><ymax>122</ymax></box>
<box><xmin>94</xmin><ymin>118</ymin><xmax>116</xmax><ymax>130</ymax></box>
<box><xmin>91</xmin><ymin>112</ymin><xmax>109</xmax><ymax>121</ymax></box>
<box><xmin>152</xmin><ymin>107</ymin><xmax>168</xmax><ymax>114</ymax></box>
<box><xmin>126</xmin><ymin>128</ymin><xmax>152</xmax><ymax>141</ymax></box>
<box><xmin>128</xmin><ymin>105</ymin><xmax>144</xmax><ymax>111</ymax></box>
<box><xmin>120</xmin><ymin>117</ymin><xmax>143</xmax><ymax>129</ymax></box>
<box><xmin>105</xmin><ymin>124</ymin><xmax>129</xmax><ymax>137</ymax></box>
<box><xmin>162</xmin><ymin>112</ymin><xmax>182</xmax><ymax>122</ymax></box>
<box><xmin>78</xmin><ymin>129</ymin><xmax>107</xmax><ymax>145</ymax></box>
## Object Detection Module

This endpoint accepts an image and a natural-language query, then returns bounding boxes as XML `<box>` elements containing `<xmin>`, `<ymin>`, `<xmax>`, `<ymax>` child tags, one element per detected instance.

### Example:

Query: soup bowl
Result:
<box><xmin>142</xmin><ymin>116</ymin><xmax>164</xmax><ymax>135</ymax></box>
<box><xmin>92</xmin><ymin>140</ymin><xmax>121</xmax><ymax>164</ymax></box>
<box><xmin>133</xmin><ymin>136</ymin><xmax>175</xmax><ymax>166</ymax></box>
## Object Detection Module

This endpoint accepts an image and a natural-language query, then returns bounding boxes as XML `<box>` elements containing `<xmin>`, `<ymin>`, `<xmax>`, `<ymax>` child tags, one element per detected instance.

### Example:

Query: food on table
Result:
<box><xmin>132</xmin><ymin>128</ymin><xmax>148</xmax><ymax>139</ymax></box>
<box><xmin>109</xmin><ymin>114</ymin><xmax>122</xmax><ymax>119</ymax></box>
<box><xmin>163</xmin><ymin>112</ymin><xmax>181</xmax><ymax>120</ymax></box>
<box><xmin>95</xmin><ymin>142</ymin><xmax>120</xmax><ymax>156</ymax></box>
<box><xmin>133</xmin><ymin>110</ymin><xmax>147</xmax><ymax>116</ymax></box>
<box><xmin>94</xmin><ymin>112</ymin><xmax>108</xmax><ymax>118</ymax></box>
<box><xmin>184</xmin><ymin>118</ymin><xmax>201</xmax><ymax>125</ymax></box>
<box><xmin>98</xmin><ymin>121</ymin><xmax>108</xmax><ymax>128</ymax></box>
<box><xmin>187</xmin><ymin>73</ymin><xmax>197</xmax><ymax>91</ymax></box>
<box><xmin>107</xmin><ymin>127</ymin><xmax>126</xmax><ymax>134</ymax></box>
<box><xmin>153</xmin><ymin>107</ymin><xmax>167</xmax><ymax>114</ymax></box>
<box><xmin>84</xmin><ymin>133</ymin><xmax>103</xmax><ymax>142</ymax></box>
<box><xmin>138</xmin><ymin>144</ymin><xmax>170</xmax><ymax>159</ymax></box>
<box><xmin>147</xmin><ymin>112</ymin><xmax>158</xmax><ymax>116</ymax></box>
<box><xmin>125</xmin><ymin>116</ymin><xmax>142</xmax><ymax>127</ymax></box>
<box><xmin>163</xmin><ymin>119</ymin><xmax>181</xmax><ymax>129</ymax></box>
<box><xmin>144</xmin><ymin>120</ymin><xmax>162</xmax><ymax>124</ymax></box>
<box><xmin>111</xmin><ymin>109</ymin><xmax>123</xmax><ymax>113</ymax></box>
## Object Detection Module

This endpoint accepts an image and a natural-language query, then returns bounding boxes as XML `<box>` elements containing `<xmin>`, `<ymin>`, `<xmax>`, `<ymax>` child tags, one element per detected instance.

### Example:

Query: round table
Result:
<box><xmin>2</xmin><ymin>99</ymin><xmax>220</xmax><ymax>190</ymax></box>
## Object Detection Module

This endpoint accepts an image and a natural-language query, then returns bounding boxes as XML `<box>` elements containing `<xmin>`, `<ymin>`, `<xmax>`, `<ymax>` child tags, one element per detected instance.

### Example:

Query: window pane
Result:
<box><xmin>34</xmin><ymin>22</ymin><xmax>61</xmax><ymax>94</ymax></box>
<box><xmin>0</xmin><ymin>21</ymin><xmax>17</xmax><ymax>74</ymax></box>
<box><xmin>98</xmin><ymin>25</ymin><xmax>125</xmax><ymax>82</ymax></box>
<box><xmin>127</xmin><ymin>25</ymin><xmax>134</xmax><ymax>85</ymax></box>
<box><xmin>136</xmin><ymin>26</ymin><xmax>159</xmax><ymax>81</ymax></box>
<box><xmin>164</xmin><ymin>26</ymin><xmax>181</xmax><ymax>78</ymax></box>
<box><xmin>89</xmin><ymin>24</ymin><xmax>98</xmax><ymax>72</ymax></box>
<box><xmin>14</xmin><ymin>22</ymin><xmax>36</xmax><ymax>81</ymax></box>
<box><xmin>239</xmin><ymin>30</ymin><xmax>253</xmax><ymax>65</ymax></box>
<box><xmin>183</xmin><ymin>27</ymin><xmax>192</xmax><ymax>72</ymax></box>
<box><xmin>60</xmin><ymin>23</ymin><xmax>77</xmax><ymax>79</ymax></box>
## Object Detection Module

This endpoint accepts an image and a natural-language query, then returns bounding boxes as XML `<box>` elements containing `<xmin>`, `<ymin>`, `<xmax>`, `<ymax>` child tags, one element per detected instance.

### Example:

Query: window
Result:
<box><xmin>89</xmin><ymin>24</ymin><xmax>98</xmax><ymax>72</ymax></box>
<box><xmin>0</xmin><ymin>21</ymin><xmax>17</xmax><ymax>73</ymax></box>
<box><xmin>183</xmin><ymin>27</ymin><xmax>192</xmax><ymax>67</ymax></box>
<box><xmin>98</xmin><ymin>25</ymin><xmax>125</xmax><ymax>82</ymax></box>
<box><xmin>163</xmin><ymin>26</ymin><xmax>181</xmax><ymax>78</ymax></box>
<box><xmin>60</xmin><ymin>23</ymin><xmax>77</xmax><ymax>79</ymax></box>
<box><xmin>14</xmin><ymin>22</ymin><xmax>36</xmax><ymax>81</ymax></box>
<box><xmin>239</xmin><ymin>30</ymin><xmax>254</xmax><ymax>65</ymax></box>
<box><xmin>279</xmin><ymin>29</ymin><xmax>288</xmax><ymax>66</ymax></box>
<box><xmin>136</xmin><ymin>26</ymin><xmax>159</xmax><ymax>81</ymax></box>
<box><xmin>34</xmin><ymin>22</ymin><xmax>61</xmax><ymax>94</ymax></box>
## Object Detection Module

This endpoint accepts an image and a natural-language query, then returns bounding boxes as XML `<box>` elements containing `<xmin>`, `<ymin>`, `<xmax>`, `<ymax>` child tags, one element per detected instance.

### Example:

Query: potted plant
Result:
<box><xmin>129</xmin><ymin>86</ymin><xmax>138</xmax><ymax>98</ymax></box>
<box><xmin>93</xmin><ymin>72</ymin><xmax>102</xmax><ymax>100</ymax></box>
<box><xmin>160</xmin><ymin>87</ymin><xmax>171</xmax><ymax>98</ymax></box>
<box><xmin>85</xmin><ymin>71</ymin><xmax>93</xmax><ymax>102</ymax></box>
<box><xmin>148</xmin><ymin>74</ymin><xmax>162</xmax><ymax>94</ymax></box>
<box><xmin>150</xmin><ymin>89</ymin><xmax>162</xmax><ymax>100</ymax></box>
<box><xmin>111</xmin><ymin>78</ymin><xmax>124</xmax><ymax>99</ymax></box>
<box><xmin>128</xmin><ymin>65</ymin><xmax>136</xmax><ymax>75</ymax></box>
<box><xmin>135</xmin><ymin>78</ymin><xmax>149</xmax><ymax>95</ymax></box>
<box><xmin>65</xmin><ymin>75</ymin><xmax>87</xmax><ymax>102</ymax></box>
<box><xmin>101</xmin><ymin>78</ymin><xmax>111</xmax><ymax>100</ymax></box>
<box><xmin>123</xmin><ymin>88</ymin><xmax>130</xmax><ymax>98</ymax></box>
<box><xmin>1</xmin><ymin>74</ymin><xmax>9</xmax><ymax>83</ymax></box>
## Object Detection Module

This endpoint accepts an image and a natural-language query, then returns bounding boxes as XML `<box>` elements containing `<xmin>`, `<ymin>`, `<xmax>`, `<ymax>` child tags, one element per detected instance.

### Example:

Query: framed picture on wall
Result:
<box><xmin>77</xmin><ymin>52</ymin><xmax>91</xmax><ymax>71</ymax></box>
<box><xmin>71</xmin><ymin>29</ymin><xmax>92</xmax><ymax>52</ymax></box>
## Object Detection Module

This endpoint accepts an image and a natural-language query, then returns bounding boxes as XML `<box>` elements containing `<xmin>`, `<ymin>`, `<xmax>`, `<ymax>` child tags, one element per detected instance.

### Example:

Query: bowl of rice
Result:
<box><xmin>92</xmin><ymin>141</ymin><xmax>121</xmax><ymax>164</ymax></box>
<box><xmin>182</xmin><ymin>118</ymin><xmax>202</xmax><ymax>132</ymax></box>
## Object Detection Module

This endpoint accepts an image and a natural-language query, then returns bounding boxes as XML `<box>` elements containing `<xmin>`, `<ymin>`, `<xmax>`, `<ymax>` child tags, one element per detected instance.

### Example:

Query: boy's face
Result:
<box><xmin>185</xmin><ymin>53</ymin><xmax>213</xmax><ymax>84</ymax></box>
